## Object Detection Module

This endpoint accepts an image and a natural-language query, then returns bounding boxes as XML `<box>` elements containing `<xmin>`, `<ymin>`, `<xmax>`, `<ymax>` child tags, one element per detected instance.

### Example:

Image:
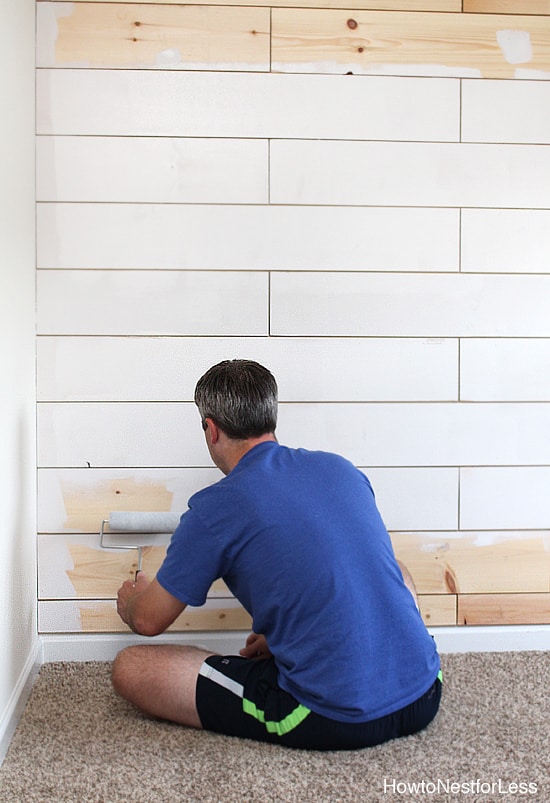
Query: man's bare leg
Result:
<box><xmin>111</xmin><ymin>644</ymin><xmax>215</xmax><ymax>728</ymax></box>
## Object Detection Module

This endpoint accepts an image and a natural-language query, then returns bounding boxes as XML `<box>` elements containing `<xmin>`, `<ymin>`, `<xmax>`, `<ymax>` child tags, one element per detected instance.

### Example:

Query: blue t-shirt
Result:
<box><xmin>157</xmin><ymin>442</ymin><xmax>440</xmax><ymax>723</ymax></box>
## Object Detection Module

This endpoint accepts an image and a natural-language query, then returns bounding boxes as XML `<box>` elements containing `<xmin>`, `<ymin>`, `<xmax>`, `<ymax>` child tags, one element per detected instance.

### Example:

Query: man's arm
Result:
<box><xmin>116</xmin><ymin>573</ymin><xmax>186</xmax><ymax>636</ymax></box>
<box><xmin>397</xmin><ymin>559</ymin><xmax>419</xmax><ymax>609</ymax></box>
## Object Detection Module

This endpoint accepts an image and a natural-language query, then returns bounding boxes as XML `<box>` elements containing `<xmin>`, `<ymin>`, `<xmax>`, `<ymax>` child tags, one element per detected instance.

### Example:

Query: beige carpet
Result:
<box><xmin>0</xmin><ymin>651</ymin><xmax>548</xmax><ymax>803</ymax></box>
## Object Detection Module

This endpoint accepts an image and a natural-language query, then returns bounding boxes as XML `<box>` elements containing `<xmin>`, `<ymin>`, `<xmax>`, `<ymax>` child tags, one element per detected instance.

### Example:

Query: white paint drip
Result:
<box><xmin>156</xmin><ymin>48</ymin><xmax>182</xmax><ymax>68</ymax></box>
<box><xmin>496</xmin><ymin>30</ymin><xmax>533</xmax><ymax>65</ymax></box>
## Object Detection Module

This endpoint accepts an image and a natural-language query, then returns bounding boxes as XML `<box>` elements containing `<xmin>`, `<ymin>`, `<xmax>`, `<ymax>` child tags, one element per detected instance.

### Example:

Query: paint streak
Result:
<box><xmin>61</xmin><ymin>477</ymin><xmax>174</xmax><ymax>532</ymax></box>
<box><xmin>67</xmin><ymin>544</ymin><xmax>166</xmax><ymax>598</ymax></box>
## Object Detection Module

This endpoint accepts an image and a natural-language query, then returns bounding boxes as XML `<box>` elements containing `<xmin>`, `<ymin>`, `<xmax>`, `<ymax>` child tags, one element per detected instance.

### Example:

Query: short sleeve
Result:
<box><xmin>156</xmin><ymin>508</ymin><xmax>226</xmax><ymax>606</ymax></box>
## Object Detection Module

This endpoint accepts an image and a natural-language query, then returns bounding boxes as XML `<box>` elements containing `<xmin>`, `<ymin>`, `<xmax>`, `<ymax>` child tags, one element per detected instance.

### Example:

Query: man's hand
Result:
<box><xmin>116</xmin><ymin>574</ymin><xmax>187</xmax><ymax>636</ymax></box>
<box><xmin>116</xmin><ymin>572</ymin><xmax>149</xmax><ymax>629</ymax></box>
<box><xmin>239</xmin><ymin>632</ymin><xmax>272</xmax><ymax>660</ymax></box>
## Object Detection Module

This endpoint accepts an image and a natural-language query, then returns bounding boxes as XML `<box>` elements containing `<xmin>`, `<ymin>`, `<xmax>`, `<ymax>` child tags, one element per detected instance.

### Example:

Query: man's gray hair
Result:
<box><xmin>194</xmin><ymin>360</ymin><xmax>278</xmax><ymax>439</ymax></box>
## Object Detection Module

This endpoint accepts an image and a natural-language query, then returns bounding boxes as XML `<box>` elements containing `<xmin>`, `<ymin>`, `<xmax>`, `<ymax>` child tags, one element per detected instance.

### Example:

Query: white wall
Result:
<box><xmin>0</xmin><ymin>0</ymin><xmax>39</xmax><ymax>761</ymax></box>
<box><xmin>35</xmin><ymin>5</ymin><xmax>550</xmax><ymax>640</ymax></box>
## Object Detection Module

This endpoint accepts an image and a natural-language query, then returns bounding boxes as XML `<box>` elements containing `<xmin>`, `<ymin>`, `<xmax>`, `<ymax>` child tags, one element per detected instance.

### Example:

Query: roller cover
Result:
<box><xmin>108</xmin><ymin>511</ymin><xmax>182</xmax><ymax>533</ymax></box>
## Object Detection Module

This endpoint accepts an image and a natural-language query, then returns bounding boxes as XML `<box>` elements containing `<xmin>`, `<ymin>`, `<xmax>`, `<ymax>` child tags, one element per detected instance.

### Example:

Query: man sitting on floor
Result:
<box><xmin>112</xmin><ymin>359</ymin><xmax>441</xmax><ymax>750</ymax></box>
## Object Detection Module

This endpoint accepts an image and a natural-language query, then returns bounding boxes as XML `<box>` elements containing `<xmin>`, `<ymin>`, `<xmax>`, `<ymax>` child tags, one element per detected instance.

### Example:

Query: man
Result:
<box><xmin>113</xmin><ymin>359</ymin><xmax>441</xmax><ymax>750</ymax></box>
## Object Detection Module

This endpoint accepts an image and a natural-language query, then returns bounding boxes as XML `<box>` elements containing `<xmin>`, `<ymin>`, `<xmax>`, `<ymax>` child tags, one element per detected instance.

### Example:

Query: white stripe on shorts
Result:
<box><xmin>199</xmin><ymin>662</ymin><xmax>244</xmax><ymax>699</ymax></box>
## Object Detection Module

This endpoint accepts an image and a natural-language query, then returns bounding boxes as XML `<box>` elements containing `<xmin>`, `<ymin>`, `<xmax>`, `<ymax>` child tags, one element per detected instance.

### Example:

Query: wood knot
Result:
<box><xmin>347</xmin><ymin>18</ymin><xmax>358</xmax><ymax>30</ymax></box>
<box><xmin>444</xmin><ymin>567</ymin><xmax>458</xmax><ymax>594</ymax></box>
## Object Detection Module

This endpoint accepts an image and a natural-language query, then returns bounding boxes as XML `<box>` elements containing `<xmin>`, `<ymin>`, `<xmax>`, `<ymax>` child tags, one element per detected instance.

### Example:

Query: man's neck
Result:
<box><xmin>219</xmin><ymin>433</ymin><xmax>277</xmax><ymax>475</ymax></box>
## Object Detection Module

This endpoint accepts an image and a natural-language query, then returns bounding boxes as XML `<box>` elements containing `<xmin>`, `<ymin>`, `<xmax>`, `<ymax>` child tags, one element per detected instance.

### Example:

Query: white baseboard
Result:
<box><xmin>429</xmin><ymin>624</ymin><xmax>550</xmax><ymax>653</ymax></box>
<box><xmin>0</xmin><ymin>638</ymin><xmax>42</xmax><ymax>767</ymax></box>
<box><xmin>41</xmin><ymin>631</ymin><xmax>251</xmax><ymax>663</ymax></box>
<box><xmin>41</xmin><ymin>625</ymin><xmax>550</xmax><ymax>664</ymax></box>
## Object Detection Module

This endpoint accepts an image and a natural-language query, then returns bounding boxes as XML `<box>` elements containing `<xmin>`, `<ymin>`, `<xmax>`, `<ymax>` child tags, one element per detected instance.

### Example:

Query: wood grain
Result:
<box><xmin>272</xmin><ymin>9</ymin><xmax>550</xmax><ymax>78</ymax></box>
<box><xmin>392</xmin><ymin>532</ymin><xmax>550</xmax><ymax>595</ymax></box>
<box><xmin>418</xmin><ymin>595</ymin><xmax>457</xmax><ymax>626</ymax></box>
<box><xmin>38</xmin><ymin>3</ymin><xmax>269</xmax><ymax>69</ymax></box>
<box><xmin>39</xmin><ymin>599</ymin><xmax>252</xmax><ymax>633</ymax></box>
<box><xmin>464</xmin><ymin>1</ymin><xmax>550</xmax><ymax>14</ymax></box>
<box><xmin>458</xmin><ymin>594</ymin><xmax>550</xmax><ymax>625</ymax></box>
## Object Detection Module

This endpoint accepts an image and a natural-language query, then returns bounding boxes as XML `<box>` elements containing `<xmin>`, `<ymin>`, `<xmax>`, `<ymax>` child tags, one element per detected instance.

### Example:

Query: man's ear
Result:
<box><xmin>206</xmin><ymin>417</ymin><xmax>220</xmax><ymax>444</ymax></box>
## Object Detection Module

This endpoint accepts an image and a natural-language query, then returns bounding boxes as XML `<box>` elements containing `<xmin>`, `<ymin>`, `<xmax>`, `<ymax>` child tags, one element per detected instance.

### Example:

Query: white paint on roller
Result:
<box><xmin>496</xmin><ymin>30</ymin><xmax>533</xmax><ymax>65</ymax></box>
<box><xmin>108</xmin><ymin>510</ymin><xmax>182</xmax><ymax>533</ymax></box>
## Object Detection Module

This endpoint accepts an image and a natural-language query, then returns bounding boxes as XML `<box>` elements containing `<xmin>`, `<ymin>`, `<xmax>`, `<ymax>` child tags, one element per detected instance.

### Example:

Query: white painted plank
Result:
<box><xmin>462</xmin><ymin>79</ymin><xmax>550</xmax><ymax>144</ymax></box>
<box><xmin>270</xmin><ymin>140</ymin><xmax>550</xmax><ymax>208</ymax></box>
<box><xmin>36</xmin><ymin>0</ymin><xmax>463</xmax><ymax>7</ymax></box>
<box><xmin>37</xmin><ymin>336</ymin><xmax>458</xmax><ymax>402</ymax></box>
<box><xmin>37</xmin><ymin>69</ymin><xmax>460</xmax><ymax>140</ymax></box>
<box><xmin>365</xmin><ymin>467</ymin><xmax>459</xmax><ymax>531</ymax></box>
<box><xmin>37</xmin><ymin>465</ymin><xmax>458</xmax><ymax>534</ymax></box>
<box><xmin>38</xmin><ymin>401</ymin><xmax>550</xmax><ymax>468</ymax></box>
<box><xmin>37</xmin><ymin>204</ymin><xmax>459</xmax><ymax>272</ymax></box>
<box><xmin>276</xmin><ymin>403</ymin><xmax>550</xmax><ymax>467</ymax></box>
<box><xmin>36</xmin><ymin>137</ymin><xmax>268</xmax><ymax>203</ymax></box>
<box><xmin>461</xmin><ymin>209</ymin><xmax>550</xmax><ymax>273</ymax></box>
<box><xmin>38</xmin><ymin>467</ymin><xmax>220</xmax><ymax>533</ymax></box>
<box><xmin>36</xmin><ymin>270</ymin><xmax>268</xmax><ymax>335</ymax></box>
<box><xmin>37</xmin><ymin>403</ymin><xmax>207</xmax><ymax>468</ymax></box>
<box><xmin>461</xmin><ymin>339</ymin><xmax>550</xmax><ymax>401</ymax></box>
<box><xmin>460</xmin><ymin>468</ymin><xmax>550</xmax><ymax>530</ymax></box>
<box><xmin>270</xmin><ymin>273</ymin><xmax>550</xmax><ymax>337</ymax></box>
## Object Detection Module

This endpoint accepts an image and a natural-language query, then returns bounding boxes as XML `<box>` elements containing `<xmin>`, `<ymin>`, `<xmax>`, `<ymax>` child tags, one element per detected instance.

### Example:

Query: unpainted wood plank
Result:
<box><xmin>392</xmin><ymin>532</ymin><xmax>550</xmax><ymax>595</ymax></box>
<box><xmin>38</xmin><ymin>467</ymin><xmax>219</xmax><ymax>533</ymax></box>
<box><xmin>62</xmin><ymin>477</ymin><xmax>176</xmax><ymax>533</ymax></box>
<box><xmin>39</xmin><ymin>537</ymin><xmax>231</xmax><ymax>600</ymax></box>
<box><xmin>272</xmin><ymin>9</ymin><xmax>550</xmax><ymax>78</ymax></box>
<box><xmin>458</xmin><ymin>593</ymin><xmax>550</xmax><ymax>625</ymax></box>
<box><xmin>38</xmin><ymin>2</ymin><xmax>270</xmax><ymax>69</ymax></box>
<box><xmin>38</xmin><ymin>1</ymin><xmax>462</xmax><ymax>12</ymax></box>
<box><xmin>418</xmin><ymin>595</ymin><xmax>457</xmax><ymax>626</ymax></box>
<box><xmin>39</xmin><ymin>599</ymin><xmax>252</xmax><ymax>633</ymax></box>
<box><xmin>464</xmin><ymin>1</ymin><xmax>550</xmax><ymax>15</ymax></box>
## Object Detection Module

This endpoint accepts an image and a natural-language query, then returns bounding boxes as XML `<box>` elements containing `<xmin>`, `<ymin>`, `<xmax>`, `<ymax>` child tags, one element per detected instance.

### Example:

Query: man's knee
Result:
<box><xmin>111</xmin><ymin>645</ymin><xmax>141</xmax><ymax>698</ymax></box>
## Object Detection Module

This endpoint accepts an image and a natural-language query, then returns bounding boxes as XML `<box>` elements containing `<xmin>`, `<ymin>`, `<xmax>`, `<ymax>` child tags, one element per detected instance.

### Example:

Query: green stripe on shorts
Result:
<box><xmin>242</xmin><ymin>698</ymin><xmax>311</xmax><ymax>736</ymax></box>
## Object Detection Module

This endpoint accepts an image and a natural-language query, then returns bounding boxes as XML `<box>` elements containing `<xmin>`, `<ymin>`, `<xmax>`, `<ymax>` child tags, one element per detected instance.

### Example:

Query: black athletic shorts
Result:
<box><xmin>195</xmin><ymin>655</ymin><xmax>442</xmax><ymax>751</ymax></box>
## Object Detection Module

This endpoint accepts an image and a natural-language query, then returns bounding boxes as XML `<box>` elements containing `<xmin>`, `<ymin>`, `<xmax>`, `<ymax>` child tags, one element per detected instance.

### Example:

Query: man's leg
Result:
<box><xmin>111</xmin><ymin>644</ymin><xmax>215</xmax><ymax>728</ymax></box>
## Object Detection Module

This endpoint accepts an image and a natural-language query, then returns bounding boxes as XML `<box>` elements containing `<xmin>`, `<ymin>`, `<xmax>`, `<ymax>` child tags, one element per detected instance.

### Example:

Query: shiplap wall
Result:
<box><xmin>36</xmin><ymin>0</ymin><xmax>550</xmax><ymax>636</ymax></box>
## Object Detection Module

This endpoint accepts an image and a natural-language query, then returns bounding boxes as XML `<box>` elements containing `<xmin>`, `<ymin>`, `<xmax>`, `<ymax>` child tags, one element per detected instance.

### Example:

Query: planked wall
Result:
<box><xmin>36</xmin><ymin>0</ymin><xmax>550</xmax><ymax>636</ymax></box>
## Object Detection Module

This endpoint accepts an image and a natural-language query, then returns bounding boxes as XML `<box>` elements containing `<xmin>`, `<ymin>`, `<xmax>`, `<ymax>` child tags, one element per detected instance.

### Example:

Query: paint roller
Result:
<box><xmin>99</xmin><ymin>511</ymin><xmax>182</xmax><ymax>580</ymax></box>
